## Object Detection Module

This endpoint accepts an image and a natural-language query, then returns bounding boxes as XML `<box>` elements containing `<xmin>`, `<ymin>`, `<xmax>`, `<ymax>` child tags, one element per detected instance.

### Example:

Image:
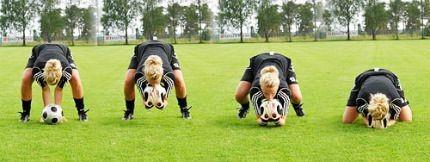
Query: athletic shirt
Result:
<box><xmin>241</xmin><ymin>52</ymin><xmax>297</xmax><ymax>93</ymax></box>
<box><xmin>347</xmin><ymin>69</ymin><xmax>408</xmax><ymax>120</ymax></box>
<box><xmin>241</xmin><ymin>53</ymin><xmax>297</xmax><ymax>114</ymax></box>
<box><xmin>132</xmin><ymin>41</ymin><xmax>176</xmax><ymax>96</ymax></box>
<box><xmin>135</xmin><ymin>45</ymin><xmax>173</xmax><ymax>76</ymax></box>
<box><xmin>31</xmin><ymin>44</ymin><xmax>73</xmax><ymax>88</ymax></box>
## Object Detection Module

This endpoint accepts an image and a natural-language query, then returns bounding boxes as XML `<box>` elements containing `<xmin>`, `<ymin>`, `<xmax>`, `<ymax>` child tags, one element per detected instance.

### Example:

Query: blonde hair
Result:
<box><xmin>368</xmin><ymin>93</ymin><xmax>389</xmax><ymax>120</ymax></box>
<box><xmin>259</xmin><ymin>66</ymin><xmax>280</xmax><ymax>89</ymax></box>
<box><xmin>43</xmin><ymin>59</ymin><xmax>63</xmax><ymax>85</ymax></box>
<box><xmin>144</xmin><ymin>55</ymin><xmax>163</xmax><ymax>83</ymax></box>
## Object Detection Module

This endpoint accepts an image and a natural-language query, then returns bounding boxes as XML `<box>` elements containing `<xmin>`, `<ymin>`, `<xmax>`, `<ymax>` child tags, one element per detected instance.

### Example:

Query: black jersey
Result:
<box><xmin>241</xmin><ymin>52</ymin><xmax>297</xmax><ymax>86</ymax></box>
<box><xmin>346</xmin><ymin>68</ymin><xmax>408</xmax><ymax>120</ymax></box>
<box><xmin>129</xmin><ymin>41</ymin><xmax>179</xmax><ymax>98</ymax></box>
<box><xmin>26</xmin><ymin>44</ymin><xmax>74</xmax><ymax>88</ymax></box>
<box><xmin>241</xmin><ymin>52</ymin><xmax>297</xmax><ymax>116</ymax></box>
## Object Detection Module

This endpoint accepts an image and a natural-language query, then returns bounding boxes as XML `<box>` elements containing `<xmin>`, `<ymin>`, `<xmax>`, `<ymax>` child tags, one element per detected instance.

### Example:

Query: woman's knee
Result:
<box><xmin>70</xmin><ymin>70</ymin><xmax>82</xmax><ymax>84</ymax></box>
<box><xmin>291</xmin><ymin>92</ymin><xmax>302</xmax><ymax>103</ymax></box>
<box><xmin>22</xmin><ymin>69</ymin><xmax>33</xmax><ymax>84</ymax></box>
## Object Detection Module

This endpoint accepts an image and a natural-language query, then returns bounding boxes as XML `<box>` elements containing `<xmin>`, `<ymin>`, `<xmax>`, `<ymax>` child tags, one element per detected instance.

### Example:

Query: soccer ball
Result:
<box><xmin>143</xmin><ymin>84</ymin><xmax>167</xmax><ymax>109</ymax></box>
<box><xmin>259</xmin><ymin>99</ymin><xmax>283</xmax><ymax>122</ymax></box>
<box><xmin>41</xmin><ymin>104</ymin><xmax>63</xmax><ymax>124</ymax></box>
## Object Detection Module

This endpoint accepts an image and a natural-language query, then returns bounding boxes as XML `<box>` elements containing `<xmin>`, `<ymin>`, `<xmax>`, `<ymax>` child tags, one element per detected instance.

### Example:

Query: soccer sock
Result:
<box><xmin>74</xmin><ymin>98</ymin><xmax>85</xmax><ymax>112</ymax></box>
<box><xmin>177</xmin><ymin>97</ymin><xmax>187</xmax><ymax>109</ymax></box>
<box><xmin>241</xmin><ymin>102</ymin><xmax>249</xmax><ymax>109</ymax></box>
<box><xmin>292</xmin><ymin>102</ymin><xmax>303</xmax><ymax>109</ymax></box>
<box><xmin>21</xmin><ymin>99</ymin><xmax>31</xmax><ymax>114</ymax></box>
<box><xmin>125</xmin><ymin>99</ymin><xmax>135</xmax><ymax>113</ymax></box>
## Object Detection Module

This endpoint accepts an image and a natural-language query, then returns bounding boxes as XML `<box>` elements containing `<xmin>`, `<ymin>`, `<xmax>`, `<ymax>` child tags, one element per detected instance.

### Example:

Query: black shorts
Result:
<box><xmin>25</xmin><ymin>50</ymin><xmax>78</xmax><ymax>70</ymax></box>
<box><xmin>127</xmin><ymin>44</ymin><xmax>181</xmax><ymax>71</ymax></box>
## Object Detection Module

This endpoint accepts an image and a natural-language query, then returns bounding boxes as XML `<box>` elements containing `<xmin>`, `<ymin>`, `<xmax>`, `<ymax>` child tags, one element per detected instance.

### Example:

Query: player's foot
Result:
<box><xmin>123</xmin><ymin>110</ymin><xmax>134</xmax><ymax>120</ymax></box>
<box><xmin>293</xmin><ymin>104</ymin><xmax>305</xmax><ymax>117</ymax></box>
<box><xmin>180</xmin><ymin>106</ymin><xmax>191</xmax><ymax>119</ymax></box>
<box><xmin>237</xmin><ymin>106</ymin><xmax>249</xmax><ymax>119</ymax></box>
<box><xmin>78</xmin><ymin>109</ymin><xmax>89</xmax><ymax>121</ymax></box>
<box><xmin>19</xmin><ymin>112</ymin><xmax>30</xmax><ymax>123</ymax></box>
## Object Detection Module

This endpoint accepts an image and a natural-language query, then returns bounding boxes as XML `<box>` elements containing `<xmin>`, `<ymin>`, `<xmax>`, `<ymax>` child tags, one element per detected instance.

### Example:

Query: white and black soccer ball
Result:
<box><xmin>143</xmin><ymin>85</ymin><xmax>167</xmax><ymax>109</ymax></box>
<box><xmin>259</xmin><ymin>99</ymin><xmax>283</xmax><ymax>122</ymax></box>
<box><xmin>41</xmin><ymin>104</ymin><xmax>63</xmax><ymax>124</ymax></box>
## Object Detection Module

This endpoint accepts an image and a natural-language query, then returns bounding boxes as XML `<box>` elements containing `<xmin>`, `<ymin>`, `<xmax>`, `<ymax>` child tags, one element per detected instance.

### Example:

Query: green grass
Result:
<box><xmin>0</xmin><ymin>40</ymin><xmax>429</xmax><ymax>161</ymax></box>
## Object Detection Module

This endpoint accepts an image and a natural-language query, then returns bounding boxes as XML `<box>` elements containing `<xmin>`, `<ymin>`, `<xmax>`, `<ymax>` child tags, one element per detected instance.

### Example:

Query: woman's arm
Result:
<box><xmin>399</xmin><ymin>105</ymin><xmax>412</xmax><ymax>122</ymax></box>
<box><xmin>42</xmin><ymin>86</ymin><xmax>51</xmax><ymax>106</ymax></box>
<box><xmin>54</xmin><ymin>86</ymin><xmax>63</xmax><ymax>105</ymax></box>
<box><xmin>343</xmin><ymin>106</ymin><xmax>358</xmax><ymax>123</ymax></box>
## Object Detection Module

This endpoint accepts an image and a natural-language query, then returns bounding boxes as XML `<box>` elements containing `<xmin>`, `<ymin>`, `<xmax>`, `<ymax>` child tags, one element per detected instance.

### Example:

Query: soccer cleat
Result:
<box><xmin>19</xmin><ymin>112</ymin><xmax>30</xmax><ymax>123</ymax></box>
<box><xmin>293</xmin><ymin>103</ymin><xmax>305</xmax><ymax>117</ymax></box>
<box><xmin>180</xmin><ymin>106</ymin><xmax>192</xmax><ymax>119</ymax></box>
<box><xmin>78</xmin><ymin>109</ymin><xmax>89</xmax><ymax>121</ymax></box>
<box><xmin>237</xmin><ymin>106</ymin><xmax>249</xmax><ymax>119</ymax></box>
<box><xmin>123</xmin><ymin>110</ymin><xmax>134</xmax><ymax>120</ymax></box>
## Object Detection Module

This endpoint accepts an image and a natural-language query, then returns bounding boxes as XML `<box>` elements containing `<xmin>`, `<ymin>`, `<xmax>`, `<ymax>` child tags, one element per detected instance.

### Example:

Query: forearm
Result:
<box><xmin>54</xmin><ymin>87</ymin><xmax>63</xmax><ymax>105</ymax></box>
<box><xmin>42</xmin><ymin>86</ymin><xmax>51</xmax><ymax>106</ymax></box>
<box><xmin>235</xmin><ymin>81</ymin><xmax>251</xmax><ymax>104</ymax></box>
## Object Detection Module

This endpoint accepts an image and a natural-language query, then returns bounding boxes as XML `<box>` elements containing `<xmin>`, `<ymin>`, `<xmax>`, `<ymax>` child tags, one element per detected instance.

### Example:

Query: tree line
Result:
<box><xmin>0</xmin><ymin>0</ymin><xmax>429</xmax><ymax>46</ymax></box>
<box><xmin>101</xmin><ymin>0</ymin><xmax>213</xmax><ymax>44</ymax></box>
<box><xmin>0</xmin><ymin>0</ymin><xmax>94</xmax><ymax>46</ymax></box>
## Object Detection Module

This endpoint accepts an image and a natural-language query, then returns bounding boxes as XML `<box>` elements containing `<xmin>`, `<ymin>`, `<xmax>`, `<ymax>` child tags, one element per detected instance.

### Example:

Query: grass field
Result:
<box><xmin>1</xmin><ymin>40</ymin><xmax>429</xmax><ymax>161</ymax></box>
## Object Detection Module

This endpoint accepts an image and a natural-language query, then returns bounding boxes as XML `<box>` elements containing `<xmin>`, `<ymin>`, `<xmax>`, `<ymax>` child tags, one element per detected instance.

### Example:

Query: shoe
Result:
<box><xmin>293</xmin><ymin>103</ymin><xmax>305</xmax><ymax>117</ymax></box>
<box><xmin>78</xmin><ymin>109</ymin><xmax>89</xmax><ymax>121</ymax></box>
<box><xmin>237</xmin><ymin>106</ymin><xmax>249</xmax><ymax>119</ymax></box>
<box><xmin>19</xmin><ymin>112</ymin><xmax>30</xmax><ymax>123</ymax></box>
<box><xmin>123</xmin><ymin>110</ymin><xmax>134</xmax><ymax>120</ymax></box>
<box><xmin>180</xmin><ymin>106</ymin><xmax>191</xmax><ymax>119</ymax></box>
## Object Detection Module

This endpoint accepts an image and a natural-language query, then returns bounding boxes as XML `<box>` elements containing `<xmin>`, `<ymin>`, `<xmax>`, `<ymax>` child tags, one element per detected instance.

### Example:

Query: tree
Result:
<box><xmin>80</xmin><ymin>7</ymin><xmax>95</xmax><ymax>43</ymax></box>
<box><xmin>425</xmin><ymin>0</ymin><xmax>430</xmax><ymax>17</ymax></box>
<box><xmin>296</xmin><ymin>3</ymin><xmax>314</xmax><ymax>38</ymax></box>
<box><xmin>420</xmin><ymin>0</ymin><xmax>430</xmax><ymax>39</ymax></box>
<box><xmin>40</xmin><ymin>0</ymin><xmax>64</xmax><ymax>42</ymax></box>
<box><xmin>0</xmin><ymin>0</ymin><xmax>12</xmax><ymax>36</ymax></box>
<box><xmin>167</xmin><ymin>1</ymin><xmax>183</xmax><ymax>43</ymax></box>
<box><xmin>388</xmin><ymin>0</ymin><xmax>404</xmax><ymax>40</ymax></box>
<box><xmin>195</xmin><ymin>0</ymin><xmax>213</xmax><ymax>43</ymax></box>
<box><xmin>101</xmin><ymin>0</ymin><xmax>139</xmax><ymax>44</ymax></box>
<box><xmin>0</xmin><ymin>0</ymin><xmax>40</xmax><ymax>46</ymax></box>
<box><xmin>311</xmin><ymin>0</ymin><xmax>324</xmax><ymax>41</ymax></box>
<box><xmin>330</xmin><ymin>0</ymin><xmax>364</xmax><ymax>40</ymax></box>
<box><xmin>322</xmin><ymin>10</ymin><xmax>333</xmax><ymax>32</ymax></box>
<box><xmin>142</xmin><ymin>6</ymin><xmax>167</xmax><ymax>40</ymax></box>
<box><xmin>257</xmin><ymin>0</ymin><xmax>281</xmax><ymax>42</ymax></box>
<box><xmin>281</xmin><ymin>1</ymin><xmax>297</xmax><ymax>42</ymax></box>
<box><xmin>404</xmin><ymin>1</ymin><xmax>421</xmax><ymax>36</ymax></box>
<box><xmin>364</xmin><ymin>0</ymin><xmax>388</xmax><ymax>40</ymax></box>
<box><xmin>218</xmin><ymin>0</ymin><xmax>256</xmax><ymax>43</ymax></box>
<box><xmin>64</xmin><ymin>5</ymin><xmax>81</xmax><ymax>46</ymax></box>
<box><xmin>182</xmin><ymin>4</ymin><xmax>199</xmax><ymax>41</ymax></box>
